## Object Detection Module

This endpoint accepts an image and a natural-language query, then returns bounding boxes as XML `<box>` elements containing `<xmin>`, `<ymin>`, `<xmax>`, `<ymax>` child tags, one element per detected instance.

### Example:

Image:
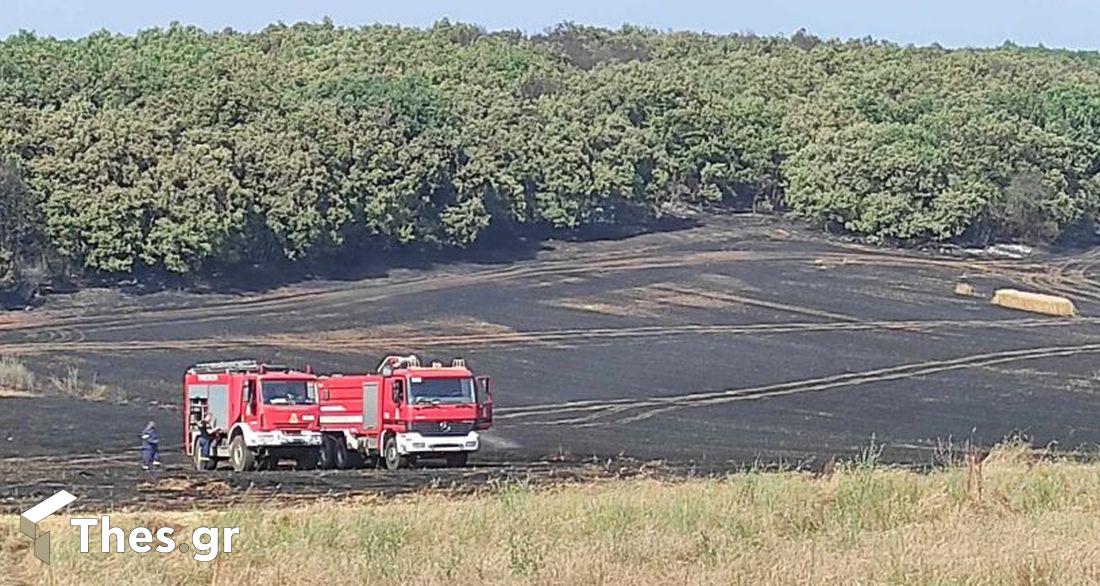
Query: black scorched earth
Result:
<box><xmin>4</xmin><ymin>214</ymin><xmax>1100</xmax><ymax>509</ymax></box>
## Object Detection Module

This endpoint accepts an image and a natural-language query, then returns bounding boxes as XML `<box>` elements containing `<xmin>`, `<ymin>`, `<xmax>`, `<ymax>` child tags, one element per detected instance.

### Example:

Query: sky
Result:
<box><xmin>3</xmin><ymin>0</ymin><xmax>1100</xmax><ymax>50</ymax></box>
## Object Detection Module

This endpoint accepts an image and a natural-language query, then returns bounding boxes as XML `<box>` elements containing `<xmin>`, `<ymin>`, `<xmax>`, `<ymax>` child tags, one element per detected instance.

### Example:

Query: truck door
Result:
<box><xmin>243</xmin><ymin>378</ymin><xmax>259</xmax><ymax>427</ymax></box>
<box><xmin>382</xmin><ymin>377</ymin><xmax>406</xmax><ymax>424</ymax></box>
<box><xmin>475</xmin><ymin>376</ymin><xmax>494</xmax><ymax>430</ymax></box>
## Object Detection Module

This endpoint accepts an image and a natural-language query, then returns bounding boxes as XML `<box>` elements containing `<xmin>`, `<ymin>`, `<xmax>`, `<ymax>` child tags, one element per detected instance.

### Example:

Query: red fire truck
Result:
<box><xmin>316</xmin><ymin>355</ymin><xmax>493</xmax><ymax>470</ymax></box>
<box><xmin>183</xmin><ymin>360</ymin><xmax>323</xmax><ymax>472</ymax></box>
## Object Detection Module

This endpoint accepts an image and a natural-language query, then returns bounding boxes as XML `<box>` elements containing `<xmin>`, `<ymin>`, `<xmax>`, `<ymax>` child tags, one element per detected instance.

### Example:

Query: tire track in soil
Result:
<box><xmin>4</xmin><ymin>218</ymin><xmax>1100</xmax><ymax>347</ymax></box>
<box><xmin>0</xmin><ymin>245</ymin><xmax>669</xmax><ymax>336</ymax></box>
<box><xmin>1</xmin><ymin>316</ymin><xmax>1094</xmax><ymax>356</ymax></box>
<box><xmin>1024</xmin><ymin>247</ymin><xmax>1100</xmax><ymax>304</ymax></box>
<box><xmin>499</xmin><ymin>341</ymin><xmax>1100</xmax><ymax>426</ymax></box>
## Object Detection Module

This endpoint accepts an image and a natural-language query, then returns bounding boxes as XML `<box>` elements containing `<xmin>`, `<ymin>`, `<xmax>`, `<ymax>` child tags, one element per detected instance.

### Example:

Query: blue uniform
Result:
<box><xmin>196</xmin><ymin>421</ymin><xmax>213</xmax><ymax>459</ymax></box>
<box><xmin>141</xmin><ymin>423</ymin><xmax>160</xmax><ymax>468</ymax></box>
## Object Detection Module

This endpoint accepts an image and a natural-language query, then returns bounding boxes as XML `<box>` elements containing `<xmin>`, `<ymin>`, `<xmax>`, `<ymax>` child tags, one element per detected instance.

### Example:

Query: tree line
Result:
<box><xmin>3</xmin><ymin>21</ymin><xmax>1100</xmax><ymax>293</ymax></box>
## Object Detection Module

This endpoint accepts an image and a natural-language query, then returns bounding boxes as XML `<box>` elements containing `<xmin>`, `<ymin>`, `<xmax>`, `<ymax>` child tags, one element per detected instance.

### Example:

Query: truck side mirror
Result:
<box><xmin>392</xmin><ymin>379</ymin><xmax>405</xmax><ymax>404</ymax></box>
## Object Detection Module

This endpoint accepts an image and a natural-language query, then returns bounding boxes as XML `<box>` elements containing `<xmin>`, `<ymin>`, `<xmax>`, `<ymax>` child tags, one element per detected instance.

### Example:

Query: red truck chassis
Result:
<box><xmin>184</xmin><ymin>360</ymin><xmax>322</xmax><ymax>471</ymax></box>
<box><xmin>316</xmin><ymin>355</ymin><xmax>494</xmax><ymax>470</ymax></box>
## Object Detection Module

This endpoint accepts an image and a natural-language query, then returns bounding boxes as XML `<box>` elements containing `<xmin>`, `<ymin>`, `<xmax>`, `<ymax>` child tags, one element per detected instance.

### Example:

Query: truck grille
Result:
<box><xmin>409</xmin><ymin>420</ymin><xmax>475</xmax><ymax>436</ymax></box>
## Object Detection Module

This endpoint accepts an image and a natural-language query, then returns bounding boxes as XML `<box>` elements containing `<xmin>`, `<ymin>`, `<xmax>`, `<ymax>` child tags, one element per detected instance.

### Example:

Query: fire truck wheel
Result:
<box><xmin>445</xmin><ymin>452</ymin><xmax>469</xmax><ymax>468</ymax></box>
<box><xmin>318</xmin><ymin>436</ymin><xmax>335</xmax><ymax>469</ymax></box>
<box><xmin>382</xmin><ymin>435</ymin><xmax>404</xmax><ymax>471</ymax></box>
<box><xmin>230</xmin><ymin>435</ymin><xmax>255</xmax><ymax>472</ymax></box>
<box><xmin>333</xmin><ymin>441</ymin><xmax>353</xmax><ymax>470</ymax></box>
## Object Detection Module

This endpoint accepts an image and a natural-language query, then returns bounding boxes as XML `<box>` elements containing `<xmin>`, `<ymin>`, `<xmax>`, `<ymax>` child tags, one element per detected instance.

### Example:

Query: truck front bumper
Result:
<box><xmin>396</xmin><ymin>431</ymin><xmax>479</xmax><ymax>454</ymax></box>
<box><xmin>251</xmin><ymin>430</ymin><xmax>322</xmax><ymax>447</ymax></box>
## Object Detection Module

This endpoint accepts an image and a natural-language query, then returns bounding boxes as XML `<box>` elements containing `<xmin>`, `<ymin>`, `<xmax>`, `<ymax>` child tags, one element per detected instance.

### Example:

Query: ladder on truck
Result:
<box><xmin>187</xmin><ymin>360</ymin><xmax>294</xmax><ymax>374</ymax></box>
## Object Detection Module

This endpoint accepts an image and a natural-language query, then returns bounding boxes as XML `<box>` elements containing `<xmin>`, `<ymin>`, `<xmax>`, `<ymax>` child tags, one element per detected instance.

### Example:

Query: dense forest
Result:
<box><xmin>3</xmin><ymin>21</ymin><xmax>1100</xmax><ymax>294</ymax></box>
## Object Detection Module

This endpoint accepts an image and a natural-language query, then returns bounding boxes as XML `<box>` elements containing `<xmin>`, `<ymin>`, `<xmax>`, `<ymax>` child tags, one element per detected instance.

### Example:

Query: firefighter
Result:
<box><xmin>195</xmin><ymin>412</ymin><xmax>215</xmax><ymax>462</ymax></box>
<box><xmin>140</xmin><ymin>420</ymin><xmax>161</xmax><ymax>470</ymax></box>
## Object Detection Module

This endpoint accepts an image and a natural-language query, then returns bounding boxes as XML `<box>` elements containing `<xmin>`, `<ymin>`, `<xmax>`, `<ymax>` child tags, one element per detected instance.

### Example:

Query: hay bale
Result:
<box><xmin>990</xmin><ymin>289</ymin><xmax>1076</xmax><ymax>317</ymax></box>
<box><xmin>954</xmin><ymin>282</ymin><xmax>976</xmax><ymax>297</ymax></box>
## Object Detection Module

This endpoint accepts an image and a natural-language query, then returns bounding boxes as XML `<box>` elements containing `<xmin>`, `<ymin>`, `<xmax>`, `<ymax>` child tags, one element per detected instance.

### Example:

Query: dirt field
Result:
<box><xmin>4</xmin><ymin>213</ymin><xmax>1100</xmax><ymax>510</ymax></box>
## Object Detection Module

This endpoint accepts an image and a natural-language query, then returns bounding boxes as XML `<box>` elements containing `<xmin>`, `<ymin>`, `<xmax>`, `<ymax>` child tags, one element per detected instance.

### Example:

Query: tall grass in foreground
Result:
<box><xmin>4</xmin><ymin>443</ymin><xmax>1100</xmax><ymax>585</ymax></box>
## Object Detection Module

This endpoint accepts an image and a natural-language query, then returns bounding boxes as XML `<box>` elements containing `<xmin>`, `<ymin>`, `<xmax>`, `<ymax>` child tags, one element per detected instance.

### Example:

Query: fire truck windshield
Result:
<box><xmin>410</xmin><ymin>377</ymin><xmax>474</xmax><ymax>405</ymax></box>
<box><xmin>261</xmin><ymin>380</ymin><xmax>315</xmax><ymax>405</ymax></box>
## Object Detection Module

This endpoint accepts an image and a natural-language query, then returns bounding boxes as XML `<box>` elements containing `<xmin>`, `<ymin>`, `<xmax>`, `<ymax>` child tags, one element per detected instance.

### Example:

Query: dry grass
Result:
<box><xmin>551</xmin><ymin>275</ymin><xmax>854</xmax><ymax>322</ymax></box>
<box><xmin>0</xmin><ymin>355</ymin><xmax>35</xmax><ymax>393</ymax></box>
<box><xmin>0</xmin><ymin>358</ymin><xmax>128</xmax><ymax>402</ymax></box>
<box><xmin>551</xmin><ymin>281</ymin><xmax>739</xmax><ymax>318</ymax></box>
<box><xmin>5</xmin><ymin>443</ymin><xmax>1100</xmax><ymax>585</ymax></box>
<box><xmin>262</xmin><ymin>317</ymin><xmax>540</xmax><ymax>354</ymax></box>
<box><xmin>48</xmin><ymin>365</ymin><xmax>126</xmax><ymax>402</ymax></box>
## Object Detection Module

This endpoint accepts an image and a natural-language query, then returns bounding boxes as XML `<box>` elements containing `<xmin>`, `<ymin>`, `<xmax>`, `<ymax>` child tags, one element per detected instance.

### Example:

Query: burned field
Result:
<box><xmin>4</xmin><ymin>214</ymin><xmax>1100</xmax><ymax>510</ymax></box>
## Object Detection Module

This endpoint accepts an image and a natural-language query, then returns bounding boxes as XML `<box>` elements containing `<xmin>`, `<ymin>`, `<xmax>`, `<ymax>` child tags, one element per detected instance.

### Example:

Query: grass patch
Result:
<box><xmin>0</xmin><ymin>357</ymin><xmax>128</xmax><ymax>402</ymax></box>
<box><xmin>48</xmin><ymin>365</ymin><xmax>127</xmax><ymax>402</ymax></box>
<box><xmin>0</xmin><ymin>355</ymin><xmax>35</xmax><ymax>393</ymax></box>
<box><xmin>5</xmin><ymin>443</ymin><xmax>1100</xmax><ymax>584</ymax></box>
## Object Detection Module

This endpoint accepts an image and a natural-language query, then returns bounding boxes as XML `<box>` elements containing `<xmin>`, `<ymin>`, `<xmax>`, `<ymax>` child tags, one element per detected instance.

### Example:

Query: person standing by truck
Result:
<box><xmin>140</xmin><ymin>420</ymin><xmax>160</xmax><ymax>470</ymax></box>
<box><xmin>195</xmin><ymin>413</ymin><xmax>215</xmax><ymax>462</ymax></box>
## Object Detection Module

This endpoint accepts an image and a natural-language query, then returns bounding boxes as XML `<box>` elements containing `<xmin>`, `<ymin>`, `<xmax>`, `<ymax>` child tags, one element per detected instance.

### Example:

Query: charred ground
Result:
<box><xmin>4</xmin><ymin>213</ymin><xmax>1100</xmax><ymax>510</ymax></box>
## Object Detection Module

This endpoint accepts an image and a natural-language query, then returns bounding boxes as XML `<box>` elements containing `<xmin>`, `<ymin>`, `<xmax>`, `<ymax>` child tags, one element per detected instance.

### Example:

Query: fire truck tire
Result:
<box><xmin>333</xmin><ymin>441</ymin><xmax>353</xmax><ymax>470</ymax></box>
<box><xmin>445</xmin><ymin>452</ymin><xmax>469</xmax><ymax>468</ymax></box>
<box><xmin>230</xmin><ymin>435</ymin><xmax>255</xmax><ymax>472</ymax></box>
<box><xmin>382</xmin><ymin>435</ymin><xmax>405</xmax><ymax>471</ymax></box>
<box><xmin>318</xmin><ymin>436</ymin><xmax>336</xmax><ymax>469</ymax></box>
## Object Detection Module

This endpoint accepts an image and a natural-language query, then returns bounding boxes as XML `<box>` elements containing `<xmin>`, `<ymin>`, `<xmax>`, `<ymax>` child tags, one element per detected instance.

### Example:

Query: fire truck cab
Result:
<box><xmin>317</xmin><ymin>355</ymin><xmax>493</xmax><ymax>470</ymax></box>
<box><xmin>184</xmin><ymin>360</ymin><xmax>322</xmax><ymax>472</ymax></box>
